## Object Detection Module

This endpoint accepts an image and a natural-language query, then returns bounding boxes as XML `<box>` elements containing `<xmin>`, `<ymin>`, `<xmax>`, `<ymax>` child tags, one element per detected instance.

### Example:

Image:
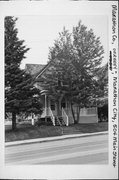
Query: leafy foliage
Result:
<box><xmin>38</xmin><ymin>21</ymin><xmax>106</xmax><ymax>123</ymax></box>
<box><xmin>5</xmin><ymin>16</ymin><xmax>43</xmax><ymax>130</ymax></box>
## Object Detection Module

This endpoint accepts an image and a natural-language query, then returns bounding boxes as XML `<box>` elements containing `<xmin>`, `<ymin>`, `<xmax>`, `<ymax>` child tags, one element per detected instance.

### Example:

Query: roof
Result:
<box><xmin>25</xmin><ymin>64</ymin><xmax>45</xmax><ymax>75</ymax></box>
<box><xmin>35</xmin><ymin>60</ymin><xmax>52</xmax><ymax>79</ymax></box>
<box><xmin>25</xmin><ymin>60</ymin><xmax>54</xmax><ymax>82</ymax></box>
<box><xmin>98</xmin><ymin>63</ymin><xmax>108</xmax><ymax>80</ymax></box>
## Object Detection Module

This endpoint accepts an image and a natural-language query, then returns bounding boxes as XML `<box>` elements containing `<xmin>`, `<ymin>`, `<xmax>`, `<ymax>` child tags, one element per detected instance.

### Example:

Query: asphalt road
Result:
<box><xmin>5</xmin><ymin>134</ymin><xmax>108</xmax><ymax>165</ymax></box>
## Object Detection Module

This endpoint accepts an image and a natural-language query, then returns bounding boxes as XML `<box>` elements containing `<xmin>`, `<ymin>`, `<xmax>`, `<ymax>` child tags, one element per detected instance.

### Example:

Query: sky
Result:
<box><xmin>16</xmin><ymin>15</ymin><xmax>108</xmax><ymax>69</ymax></box>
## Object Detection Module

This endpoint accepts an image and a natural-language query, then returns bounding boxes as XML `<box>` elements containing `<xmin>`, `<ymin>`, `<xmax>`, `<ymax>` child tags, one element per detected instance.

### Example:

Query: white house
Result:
<box><xmin>25</xmin><ymin>63</ymin><xmax>98</xmax><ymax>126</ymax></box>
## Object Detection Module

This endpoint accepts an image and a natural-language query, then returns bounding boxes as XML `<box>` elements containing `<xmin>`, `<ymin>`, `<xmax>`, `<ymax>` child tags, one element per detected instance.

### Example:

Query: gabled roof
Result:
<box><xmin>25</xmin><ymin>60</ymin><xmax>53</xmax><ymax>81</ymax></box>
<box><xmin>25</xmin><ymin>64</ymin><xmax>45</xmax><ymax>75</ymax></box>
<box><xmin>35</xmin><ymin>60</ymin><xmax>52</xmax><ymax>79</ymax></box>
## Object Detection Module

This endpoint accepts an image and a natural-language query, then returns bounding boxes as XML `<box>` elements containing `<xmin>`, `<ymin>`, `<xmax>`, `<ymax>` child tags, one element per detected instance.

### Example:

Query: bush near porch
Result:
<box><xmin>5</xmin><ymin>122</ymin><xmax>108</xmax><ymax>142</ymax></box>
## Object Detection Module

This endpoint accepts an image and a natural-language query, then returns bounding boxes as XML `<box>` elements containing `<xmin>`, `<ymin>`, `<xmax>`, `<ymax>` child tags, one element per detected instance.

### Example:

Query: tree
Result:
<box><xmin>38</xmin><ymin>21</ymin><xmax>105</xmax><ymax>123</ymax></box>
<box><xmin>5</xmin><ymin>16</ymin><xmax>43</xmax><ymax>130</ymax></box>
<box><xmin>96</xmin><ymin>62</ymin><xmax>108</xmax><ymax>97</ymax></box>
<box><xmin>90</xmin><ymin>62</ymin><xmax>108</xmax><ymax>106</ymax></box>
<box><xmin>38</xmin><ymin>28</ymin><xmax>75</xmax><ymax>116</ymax></box>
<box><xmin>69</xmin><ymin>21</ymin><xmax>104</xmax><ymax>122</ymax></box>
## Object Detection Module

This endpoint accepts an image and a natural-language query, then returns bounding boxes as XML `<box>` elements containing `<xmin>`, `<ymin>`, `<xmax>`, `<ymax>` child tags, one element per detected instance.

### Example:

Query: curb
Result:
<box><xmin>5</xmin><ymin>131</ymin><xmax>108</xmax><ymax>147</ymax></box>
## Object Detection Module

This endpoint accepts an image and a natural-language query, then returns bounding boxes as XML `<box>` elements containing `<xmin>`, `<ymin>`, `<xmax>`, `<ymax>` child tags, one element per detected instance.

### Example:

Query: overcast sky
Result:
<box><xmin>16</xmin><ymin>15</ymin><xmax>108</xmax><ymax>69</ymax></box>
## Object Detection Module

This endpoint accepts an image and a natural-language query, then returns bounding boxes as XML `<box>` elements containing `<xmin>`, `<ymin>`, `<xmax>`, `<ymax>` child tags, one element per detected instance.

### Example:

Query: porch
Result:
<box><xmin>40</xmin><ymin>92</ymin><xmax>98</xmax><ymax>126</ymax></box>
<box><xmin>40</xmin><ymin>92</ymin><xmax>69</xmax><ymax>126</ymax></box>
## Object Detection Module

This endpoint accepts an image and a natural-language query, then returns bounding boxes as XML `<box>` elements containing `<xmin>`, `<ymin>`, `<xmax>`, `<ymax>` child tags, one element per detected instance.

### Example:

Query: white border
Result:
<box><xmin>0</xmin><ymin>1</ymin><xmax>118</xmax><ymax>179</ymax></box>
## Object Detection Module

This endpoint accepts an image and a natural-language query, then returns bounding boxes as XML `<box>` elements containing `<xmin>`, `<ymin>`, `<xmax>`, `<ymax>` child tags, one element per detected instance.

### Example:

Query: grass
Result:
<box><xmin>5</xmin><ymin>122</ymin><xmax>108</xmax><ymax>142</ymax></box>
<box><xmin>63</xmin><ymin>122</ymin><xmax>108</xmax><ymax>134</ymax></box>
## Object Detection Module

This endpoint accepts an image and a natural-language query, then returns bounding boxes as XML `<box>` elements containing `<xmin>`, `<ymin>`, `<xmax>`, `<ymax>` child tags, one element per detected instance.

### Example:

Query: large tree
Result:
<box><xmin>5</xmin><ymin>16</ymin><xmax>43</xmax><ymax>130</ymax></box>
<box><xmin>38</xmin><ymin>28</ymin><xmax>75</xmax><ymax>116</ymax></box>
<box><xmin>69</xmin><ymin>21</ymin><xmax>104</xmax><ymax>122</ymax></box>
<box><xmin>38</xmin><ymin>21</ymin><xmax>105</xmax><ymax>123</ymax></box>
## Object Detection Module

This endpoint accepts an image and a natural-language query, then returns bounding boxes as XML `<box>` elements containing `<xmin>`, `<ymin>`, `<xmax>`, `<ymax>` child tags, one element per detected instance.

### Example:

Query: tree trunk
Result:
<box><xmin>76</xmin><ymin>105</ymin><xmax>81</xmax><ymax>123</ymax></box>
<box><xmin>56</xmin><ymin>100</ymin><xmax>61</xmax><ymax>116</ymax></box>
<box><xmin>71</xmin><ymin>102</ymin><xmax>77</xmax><ymax>124</ymax></box>
<box><xmin>12</xmin><ymin>112</ymin><xmax>17</xmax><ymax>130</ymax></box>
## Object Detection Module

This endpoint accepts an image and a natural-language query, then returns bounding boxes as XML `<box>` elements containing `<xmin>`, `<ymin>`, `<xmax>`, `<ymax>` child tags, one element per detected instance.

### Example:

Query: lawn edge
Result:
<box><xmin>5</xmin><ymin>131</ymin><xmax>108</xmax><ymax>147</ymax></box>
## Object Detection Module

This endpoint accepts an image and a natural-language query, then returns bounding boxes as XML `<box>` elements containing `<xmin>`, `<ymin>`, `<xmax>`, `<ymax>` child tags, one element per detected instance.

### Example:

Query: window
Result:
<box><xmin>50</xmin><ymin>100</ymin><xmax>55</xmax><ymax>111</ymax></box>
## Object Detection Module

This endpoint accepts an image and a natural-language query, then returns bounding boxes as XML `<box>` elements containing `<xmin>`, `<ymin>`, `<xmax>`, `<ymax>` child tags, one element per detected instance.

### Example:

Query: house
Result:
<box><xmin>25</xmin><ymin>63</ymin><xmax>99</xmax><ymax>126</ymax></box>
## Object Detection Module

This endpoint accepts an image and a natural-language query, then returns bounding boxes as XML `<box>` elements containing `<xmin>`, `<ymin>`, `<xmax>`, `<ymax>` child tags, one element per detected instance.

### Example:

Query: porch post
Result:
<box><xmin>31</xmin><ymin>113</ymin><xmax>35</xmax><ymax>126</ymax></box>
<box><xmin>56</xmin><ymin>100</ymin><xmax>59</xmax><ymax>116</ymax></box>
<box><xmin>45</xmin><ymin>94</ymin><xmax>47</xmax><ymax>122</ymax></box>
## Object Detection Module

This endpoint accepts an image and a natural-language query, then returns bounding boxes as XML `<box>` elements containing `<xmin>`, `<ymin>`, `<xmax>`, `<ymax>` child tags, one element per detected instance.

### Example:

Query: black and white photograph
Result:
<box><xmin>0</xmin><ymin>0</ymin><xmax>118</xmax><ymax>179</ymax></box>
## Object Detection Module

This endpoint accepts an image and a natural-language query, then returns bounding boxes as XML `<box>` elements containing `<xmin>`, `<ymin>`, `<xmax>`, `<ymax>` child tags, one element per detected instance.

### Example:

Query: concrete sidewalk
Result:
<box><xmin>5</xmin><ymin>131</ymin><xmax>108</xmax><ymax>147</ymax></box>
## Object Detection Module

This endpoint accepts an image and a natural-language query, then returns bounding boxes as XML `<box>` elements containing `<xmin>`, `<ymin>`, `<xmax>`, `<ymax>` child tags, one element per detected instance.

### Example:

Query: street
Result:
<box><xmin>5</xmin><ymin>134</ymin><xmax>108</xmax><ymax>165</ymax></box>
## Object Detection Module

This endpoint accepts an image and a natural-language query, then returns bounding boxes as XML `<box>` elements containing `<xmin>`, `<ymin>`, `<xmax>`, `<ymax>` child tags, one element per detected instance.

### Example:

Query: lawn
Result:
<box><xmin>63</xmin><ymin>122</ymin><xmax>108</xmax><ymax>134</ymax></box>
<box><xmin>5</xmin><ymin>122</ymin><xmax>108</xmax><ymax>142</ymax></box>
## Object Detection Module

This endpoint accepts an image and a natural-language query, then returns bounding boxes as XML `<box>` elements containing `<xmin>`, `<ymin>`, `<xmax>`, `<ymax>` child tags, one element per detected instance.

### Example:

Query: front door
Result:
<box><xmin>61</xmin><ymin>101</ymin><xmax>66</xmax><ymax>109</ymax></box>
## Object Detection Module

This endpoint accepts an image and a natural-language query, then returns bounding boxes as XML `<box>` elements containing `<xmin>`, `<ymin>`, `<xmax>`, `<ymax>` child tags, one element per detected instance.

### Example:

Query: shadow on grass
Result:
<box><xmin>5</xmin><ymin>124</ymin><xmax>62</xmax><ymax>142</ymax></box>
<box><xmin>5</xmin><ymin>122</ymin><xmax>108</xmax><ymax>142</ymax></box>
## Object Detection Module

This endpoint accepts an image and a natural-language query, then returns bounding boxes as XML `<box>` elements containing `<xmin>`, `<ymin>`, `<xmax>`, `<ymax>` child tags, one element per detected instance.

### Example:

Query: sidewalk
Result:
<box><xmin>5</xmin><ymin>131</ymin><xmax>108</xmax><ymax>147</ymax></box>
